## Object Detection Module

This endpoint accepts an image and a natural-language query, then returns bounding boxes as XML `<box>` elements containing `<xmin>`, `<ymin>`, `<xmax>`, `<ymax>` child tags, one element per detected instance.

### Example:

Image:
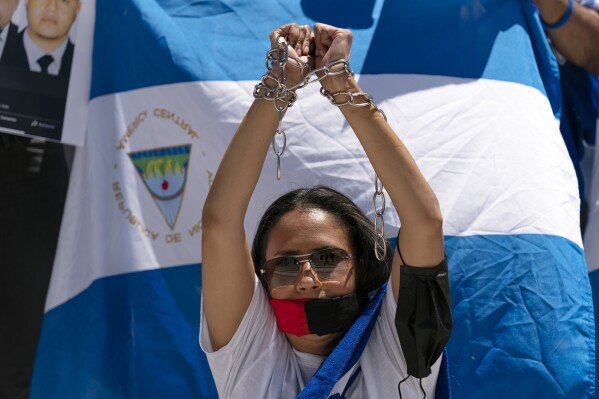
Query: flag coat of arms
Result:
<box><xmin>31</xmin><ymin>0</ymin><xmax>595</xmax><ymax>398</ymax></box>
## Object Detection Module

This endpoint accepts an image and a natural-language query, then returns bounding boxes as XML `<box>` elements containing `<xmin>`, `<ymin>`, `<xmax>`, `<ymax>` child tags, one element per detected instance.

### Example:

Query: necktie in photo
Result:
<box><xmin>37</xmin><ymin>55</ymin><xmax>54</xmax><ymax>74</ymax></box>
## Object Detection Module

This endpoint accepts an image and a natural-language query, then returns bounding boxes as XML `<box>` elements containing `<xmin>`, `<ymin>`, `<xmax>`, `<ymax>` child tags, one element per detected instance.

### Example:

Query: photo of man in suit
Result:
<box><xmin>0</xmin><ymin>0</ymin><xmax>19</xmax><ymax>63</ymax></box>
<box><xmin>6</xmin><ymin>0</ymin><xmax>80</xmax><ymax>76</ymax></box>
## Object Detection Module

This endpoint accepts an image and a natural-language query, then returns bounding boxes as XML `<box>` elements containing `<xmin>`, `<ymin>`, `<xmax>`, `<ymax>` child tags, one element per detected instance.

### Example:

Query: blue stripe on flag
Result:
<box><xmin>362</xmin><ymin>0</ymin><xmax>548</xmax><ymax>93</ymax></box>
<box><xmin>92</xmin><ymin>0</ymin><xmax>559</xmax><ymax>111</ymax></box>
<box><xmin>446</xmin><ymin>234</ymin><xmax>595</xmax><ymax>398</ymax></box>
<box><xmin>31</xmin><ymin>234</ymin><xmax>594</xmax><ymax>398</ymax></box>
<box><xmin>30</xmin><ymin>264</ymin><xmax>218</xmax><ymax>399</ymax></box>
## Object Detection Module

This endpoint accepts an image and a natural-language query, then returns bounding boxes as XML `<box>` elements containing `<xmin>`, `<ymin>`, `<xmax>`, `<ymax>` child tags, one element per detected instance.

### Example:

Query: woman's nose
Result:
<box><xmin>295</xmin><ymin>260</ymin><xmax>322</xmax><ymax>293</ymax></box>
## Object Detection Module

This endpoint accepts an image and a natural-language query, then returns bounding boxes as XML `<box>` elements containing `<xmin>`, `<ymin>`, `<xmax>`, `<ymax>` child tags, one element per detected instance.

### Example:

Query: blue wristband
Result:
<box><xmin>541</xmin><ymin>0</ymin><xmax>574</xmax><ymax>30</ymax></box>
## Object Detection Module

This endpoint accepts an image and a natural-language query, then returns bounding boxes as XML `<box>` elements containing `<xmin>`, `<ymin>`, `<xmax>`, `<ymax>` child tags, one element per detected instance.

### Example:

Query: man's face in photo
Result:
<box><xmin>0</xmin><ymin>0</ymin><xmax>19</xmax><ymax>30</ymax></box>
<box><xmin>26</xmin><ymin>0</ymin><xmax>80</xmax><ymax>42</ymax></box>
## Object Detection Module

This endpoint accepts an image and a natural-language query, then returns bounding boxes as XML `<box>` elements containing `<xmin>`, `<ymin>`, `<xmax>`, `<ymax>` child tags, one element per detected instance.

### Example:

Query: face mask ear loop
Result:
<box><xmin>397</xmin><ymin>375</ymin><xmax>410</xmax><ymax>399</ymax></box>
<box><xmin>397</xmin><ymin>376</ymin><xmax>427</xmax><ymax>399</ymax></box>
<box><xmin>419</xmin><ymin>377</ymin><xmax>427</xmax><ymax>398</ymax></box>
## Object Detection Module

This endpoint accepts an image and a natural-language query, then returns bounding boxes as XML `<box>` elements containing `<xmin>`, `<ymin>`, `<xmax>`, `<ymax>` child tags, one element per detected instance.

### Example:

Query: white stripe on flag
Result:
<box><xmin>47</xmin><ymin>75</ymin><xmax>579</xmax><ymax>311</ymax></box>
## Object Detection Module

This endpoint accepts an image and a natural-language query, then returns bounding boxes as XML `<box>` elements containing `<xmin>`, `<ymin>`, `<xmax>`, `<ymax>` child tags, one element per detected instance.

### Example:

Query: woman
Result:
<box><xmin>200</xmin><ymin>23</ymin><xmax>451</xmax><ymax>398</ymax></box>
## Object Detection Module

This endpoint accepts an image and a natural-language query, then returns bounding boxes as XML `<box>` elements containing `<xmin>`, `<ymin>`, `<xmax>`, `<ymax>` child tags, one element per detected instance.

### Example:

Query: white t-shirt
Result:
<box><xmin>200</xmin><ymin>278</ymin><xmax>442</xmax><ymax>398</ymax></box>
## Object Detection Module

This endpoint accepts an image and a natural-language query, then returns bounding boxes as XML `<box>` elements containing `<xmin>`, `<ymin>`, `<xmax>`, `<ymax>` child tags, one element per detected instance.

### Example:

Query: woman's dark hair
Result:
<box><xmin>251</xmin><ymin>186</ymin><xmax>392</xmax><ymax>293</ymax></box>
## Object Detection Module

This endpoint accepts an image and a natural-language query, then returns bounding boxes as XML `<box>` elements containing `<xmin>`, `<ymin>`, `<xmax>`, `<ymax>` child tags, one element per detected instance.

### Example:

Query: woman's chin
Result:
<box><xmin>286</xmin><ymin>332</ymin><xmax>342</xmax><ymax>355</ymax></box>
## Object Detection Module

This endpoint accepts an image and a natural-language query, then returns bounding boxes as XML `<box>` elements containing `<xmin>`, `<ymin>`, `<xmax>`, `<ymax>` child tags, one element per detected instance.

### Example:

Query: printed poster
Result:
<box><xmin>0</xmin><ymin>0</ymin><xmax>94</xmax><ymax>145</ymax></box>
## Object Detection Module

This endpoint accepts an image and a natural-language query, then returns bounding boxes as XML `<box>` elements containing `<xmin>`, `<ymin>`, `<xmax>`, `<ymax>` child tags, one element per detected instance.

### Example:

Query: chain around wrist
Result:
<box><xmin>253</xmin><ymin>74</ymin><xmax>298</xmax><ymax>108</ymax></box>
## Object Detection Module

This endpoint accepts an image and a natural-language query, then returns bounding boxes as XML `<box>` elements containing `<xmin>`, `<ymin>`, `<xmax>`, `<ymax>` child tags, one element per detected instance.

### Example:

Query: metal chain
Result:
<box><xmin>254</xmin><ymin>51</ymin><xmax>388</xmax><ymax>260</ymax></box>
<box><xmin>373</xmin><ymin>176</ymin><xmax>387</xmax><ymax>261</ymax></box>
<box><xmin>253</xmin><ymin>74</ymin><xmax>297</xmax><ymax>106</ymax></box>
<box><xmin>268</xmin><ymin>37</ymin><xmax>289</xmax><ymax>180</ymax></box>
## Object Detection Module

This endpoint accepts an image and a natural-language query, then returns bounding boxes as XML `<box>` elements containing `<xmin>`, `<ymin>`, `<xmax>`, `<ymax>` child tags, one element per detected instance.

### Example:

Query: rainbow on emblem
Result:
<box><xmin>129</xmin><ymin>145</ymin><xmax>191</xmax><ymax>230</ymax></box>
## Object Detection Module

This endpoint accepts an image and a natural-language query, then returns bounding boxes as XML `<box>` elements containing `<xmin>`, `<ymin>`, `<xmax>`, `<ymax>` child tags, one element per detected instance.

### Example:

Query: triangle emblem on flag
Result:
<box><xmin>129</xmin><ymin>144</ymin><xmax>191</xmax><ymax>230</ymax></box>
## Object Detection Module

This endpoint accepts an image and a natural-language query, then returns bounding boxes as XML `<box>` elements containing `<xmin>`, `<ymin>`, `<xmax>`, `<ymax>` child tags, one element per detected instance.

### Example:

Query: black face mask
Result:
<box><xmin>395</xmin><ymin>257</ymin><xmax>452</xmax><ymax>378</ymax></box>
<box><xmin>270</xmin><ymin>292</ymin><xmax>371</xmax><ymax>336</ymax></box>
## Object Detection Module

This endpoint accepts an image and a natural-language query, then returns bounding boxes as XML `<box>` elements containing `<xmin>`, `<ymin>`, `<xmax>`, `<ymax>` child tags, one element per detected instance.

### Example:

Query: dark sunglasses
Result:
<box><xmin>261</xmin><ymin>248</ymin><xmax>354</xmax><ymax>288</ymax></box>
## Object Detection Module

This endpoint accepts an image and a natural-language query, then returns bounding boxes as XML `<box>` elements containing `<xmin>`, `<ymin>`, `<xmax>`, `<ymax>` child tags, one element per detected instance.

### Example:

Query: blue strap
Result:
<box><xmin>297</xmin><ymin>284</ymin><xmax>387</xmax><ymax>399</ymax></box>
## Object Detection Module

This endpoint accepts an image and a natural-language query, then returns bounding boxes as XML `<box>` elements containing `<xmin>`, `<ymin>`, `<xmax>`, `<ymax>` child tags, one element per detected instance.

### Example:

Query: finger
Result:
<box><xmin>296</xmin><ymin>26</ymin><xmax>306</xmax><ymax>56</ymax></box>
<box><xmin>295</xmin><ymin>25</ymin><xmax>312</xmax><ymax>56</ymax></box>
<box><xmin>288</xmin><ymin>23</ymin><xmax>300</xmax><ymax>49</ymax></box>
<box><xmin>269</xmin><ymin>23</ymin><xmax>296</xmax><ymax>49</ymax></box>
<box><xmin>302</xmin><ymin>26</ymin><xmax>313</xmax><ymax>56</ymax></box>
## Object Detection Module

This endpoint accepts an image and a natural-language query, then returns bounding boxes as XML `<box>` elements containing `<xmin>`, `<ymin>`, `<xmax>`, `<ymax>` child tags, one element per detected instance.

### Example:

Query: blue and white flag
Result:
<box><xmin>31</xmin><ymin>1</ymin><xmax>595</xmax><ymax>398</ymax></box>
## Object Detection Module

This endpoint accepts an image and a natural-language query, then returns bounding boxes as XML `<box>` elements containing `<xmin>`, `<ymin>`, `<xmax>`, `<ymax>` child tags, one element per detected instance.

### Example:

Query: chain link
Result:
<box><xmin>373</xmin><ymin>176</ymin><xmax>387</xmax><ymax>261</ymax></box>
<box><xmin>254</xmin><ymin>46</ymin><xmax>388</xmax><ymax>260</ymax></box>
<box><xmin>271</xmin><ymin>128</ymin><xmax>286</xmax><ymax>180</ymax></box>
<box><xmin>320</xmin><ymin>86</ymin><xmax>388</xmax><ymax>120</ymax></box>
<box><xmin>269</xmin><ymin>37</ymin><xmax>288</xmax><ymax>180</ymax></box>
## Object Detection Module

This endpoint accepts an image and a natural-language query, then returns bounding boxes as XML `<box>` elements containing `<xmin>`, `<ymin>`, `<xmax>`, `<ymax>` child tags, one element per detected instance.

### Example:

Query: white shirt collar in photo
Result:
<box><xmin>0</xmin><ymin>23</ymin><xmax>10</xmax><ymax>59</ymax></box>
<box><xmin>23</xmin><ymin>28</ymin><xmax>69</xmax><ymax>76</ymax></box>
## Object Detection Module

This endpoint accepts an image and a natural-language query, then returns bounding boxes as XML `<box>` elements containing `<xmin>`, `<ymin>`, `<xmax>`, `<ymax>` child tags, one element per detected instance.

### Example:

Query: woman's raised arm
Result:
<box><xmin>202</xmin><ymin>24</ymin><xmax>313</xmax><ymax>350</ymax></box>
<box><xmin>313</xmin><ymin>23</ymin><xmax>445</xmax><ymax>302</ymax></box>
